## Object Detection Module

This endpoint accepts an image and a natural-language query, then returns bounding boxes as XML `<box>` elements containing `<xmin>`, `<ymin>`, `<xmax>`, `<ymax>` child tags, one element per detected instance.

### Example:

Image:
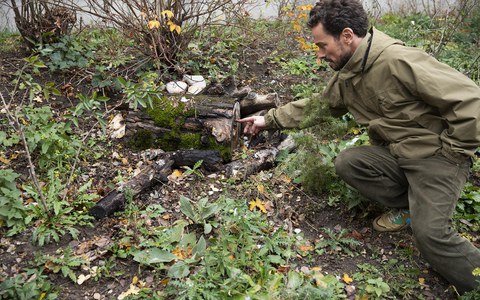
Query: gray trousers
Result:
<box><xmin>334</xmin><ymin>145</ymin><xmax>480</xmax><ymax>293</ymax></box>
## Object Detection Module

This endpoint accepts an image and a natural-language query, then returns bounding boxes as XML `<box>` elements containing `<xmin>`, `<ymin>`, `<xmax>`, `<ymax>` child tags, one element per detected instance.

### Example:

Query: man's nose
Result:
<box><xmin>316</xmin><ymin>50</ymin><xmax>325</xmax><ymax>62</ymax></box>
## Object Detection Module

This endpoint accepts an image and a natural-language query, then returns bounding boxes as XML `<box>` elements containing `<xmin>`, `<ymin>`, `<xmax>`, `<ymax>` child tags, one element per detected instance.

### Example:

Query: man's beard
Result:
<box><xmin>331</xmin><ymin>52</ymin><xmax>352</xmax><ymax>71</ymax></box>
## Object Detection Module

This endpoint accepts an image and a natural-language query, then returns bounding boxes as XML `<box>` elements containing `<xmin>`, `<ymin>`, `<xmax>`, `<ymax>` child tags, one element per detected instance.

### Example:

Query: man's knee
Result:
<box><xmin>334</xmin><ymin>149</ymin><xmax>355</xmax><ymax>178</ymax></box>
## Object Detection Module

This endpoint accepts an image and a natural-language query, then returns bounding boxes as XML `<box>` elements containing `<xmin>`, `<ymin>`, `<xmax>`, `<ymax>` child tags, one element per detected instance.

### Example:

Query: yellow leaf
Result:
<box><xmin>299</xmin><ymin>4</ymin><xmax>314</xmax><ymax>11</ymax></box>
<box><xmin>0</xmin><ymin>155</ymin><xmax>10</xmax><ymax>165</ymax></box>
<box><xmin>118</xmin><ymin>284</ymin><xmax>140</xmax><ymax>300</ymax></box>
<box><xmin>161</xmin><ymin>10</ymin><xmax>174</xmax><ymax>19</ymax></box>
<box><xmin>171</xmin><ymin>169</ymin><xmax>183</xmax><ymax>178</ymax></box>
<box><xmin>257</xmin><ymin>184</ymin><xmax>266</xmax><ymax>195</ymax></box>
<box><xmin>175</xmin><ymin>25</ymin><xmax>181</xmax><ymax>34</ymax></box>
<box><xmin>249</xmin><ymin>198</ymin><xmax>267</xmax><ymax>213</ymax></box>
<box><xmin>167</xmin><ymin>20</ymin><xmax>181</xmax><ymax>34</ymax></box>
<box><xmin>343</xmin><ymin>273</ymin><xmax>353</xmax><ymax>284</ymax></box>
<box><xmin>148</xmin><ymin>20</ymin><xmax>160</xmax><ymax>29</ymax></box>
<box><xmin>132</xmin><ymin>276</ymin><xmax>139</xmax><ymax>285</ymax></box>
<box><xmin>293</xmin><ymin>22</ymin><xmax>302</xmax><ymax>32</ymax></box>
<box><xmin>419</xmin><ymin>277</ymin><xmax>425</xmax><ymax>285</ymax></box>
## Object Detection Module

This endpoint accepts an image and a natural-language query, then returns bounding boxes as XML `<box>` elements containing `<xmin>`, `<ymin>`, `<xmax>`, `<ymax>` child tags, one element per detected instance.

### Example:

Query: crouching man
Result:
<box><xmin>238</xmin><ymin>0</ymin><xmax>480</xmax><ymax>294</ymax></box>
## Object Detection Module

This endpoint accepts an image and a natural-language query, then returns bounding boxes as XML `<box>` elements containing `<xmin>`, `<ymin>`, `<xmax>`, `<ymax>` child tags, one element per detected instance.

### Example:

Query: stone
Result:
<box><xmin>183</xmin><ymin>75</ymin><xmax>205</xmax><ymax>85</ymax></box>
<box><xmin>166</xmin><ymin>81</ymin><xmax>188</xmax><ymax>94</ymax></box>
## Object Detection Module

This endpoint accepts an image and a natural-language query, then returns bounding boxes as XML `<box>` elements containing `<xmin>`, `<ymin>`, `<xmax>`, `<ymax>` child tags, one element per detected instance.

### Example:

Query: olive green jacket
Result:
<box><xmin>265</xmin><ymin>28</ymin><xmax>480</xmax><ymax>161</ymax></box>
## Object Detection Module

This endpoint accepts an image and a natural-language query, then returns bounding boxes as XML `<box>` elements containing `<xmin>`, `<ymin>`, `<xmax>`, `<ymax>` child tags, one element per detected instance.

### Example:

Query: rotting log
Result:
<box><xmin>223</xmin><ymin>147</ymin><xmax>279</xmax><ymax>179</ymax></box>
<box><xmin>89</xmin><ymin>149</ymin><xmax>222</xmax><ymax>219</ymax></box>
<box><xmin>89</xmin><ymin>159</ymin><xmax>173</xmax><ymax>219</ymax></box>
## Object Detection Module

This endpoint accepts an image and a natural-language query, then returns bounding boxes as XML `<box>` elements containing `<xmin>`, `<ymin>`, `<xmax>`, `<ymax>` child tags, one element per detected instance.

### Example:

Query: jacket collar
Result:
<box><xmin>338</xmin><ymin>27</ymin><xmax>404</xmax><ymax>80</ymax></box>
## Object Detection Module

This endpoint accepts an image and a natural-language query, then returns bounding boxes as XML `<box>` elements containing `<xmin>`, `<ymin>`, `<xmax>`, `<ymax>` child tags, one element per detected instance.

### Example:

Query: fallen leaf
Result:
<box><xmin>0</xmin><ymin>156</ymin><xmax>10</xmax><ymax>165</ymax></box>
<box><xmin>117</xmin><ymin>284</ymin><xmax>140</xmax><ymax>300</ymax></box>
<box><xmin>169</xmin><ymin>169</ymin><xmax>183</xmax><ymax>181</ymax></box>
<box><xmin>419</xmin><ymin>277</ymin><xmax>425</xmax><ymax>285</ymax></box>
<box><xmin>277</xmin><ymin>265</ymin><xmax>290</xmax><ymax>273</ymax></box>
<box><xmin>249</xmin><ymin>198</ymin><xmax>267</xmax><ymax>213</ymax></box>
<box><xmin>343</xmin><ymin>273</ymin><xmax>353</xmax><ymax>284</ymax></box>
<box><xmin>172</xmin><ymin>246</ymin><xmax>192</xmax><ymax>260</ymax></box>
<box><xmin>297</xmin><ymin>243</ymin><xmax>314</xmax><ymax>254</ymax></box>
<box><xmin>257</xmin><ymin>184</ymin><xmax>266</xmax><ymax>195</ymax></box>
<box><xmin>77</xmin><ymin>273</ymin><xmax>91</xmax><ymax>285</ymax></box>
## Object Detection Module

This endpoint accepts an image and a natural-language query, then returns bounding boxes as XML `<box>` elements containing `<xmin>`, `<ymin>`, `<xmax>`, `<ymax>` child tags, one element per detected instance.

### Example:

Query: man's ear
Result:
<box><xmin>341</xmin><ymin>27</ymin><xmax>355</xmax><ymax>45</ymax></box>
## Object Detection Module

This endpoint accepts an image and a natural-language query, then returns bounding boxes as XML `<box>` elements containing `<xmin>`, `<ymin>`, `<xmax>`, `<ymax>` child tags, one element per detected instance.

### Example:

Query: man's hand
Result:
<box><xmin>236</xmin><ymin>116</ymin><xmax>266</xmax><ymax>136</ymax></box>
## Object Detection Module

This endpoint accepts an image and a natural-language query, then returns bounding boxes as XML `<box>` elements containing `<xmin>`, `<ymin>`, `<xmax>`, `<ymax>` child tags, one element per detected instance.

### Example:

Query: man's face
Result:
<box><xmin>312</xmin><ymin>23</ymin><xmax>353</xmax><ymax>71</ymax></box>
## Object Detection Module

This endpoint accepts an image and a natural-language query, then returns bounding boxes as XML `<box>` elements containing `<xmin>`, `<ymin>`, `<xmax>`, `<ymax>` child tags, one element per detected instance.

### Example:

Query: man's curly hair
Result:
<box><xmin>307</xmin><ymin>0</ymin><xmax>369</xmax><ymax>38</ymax></box>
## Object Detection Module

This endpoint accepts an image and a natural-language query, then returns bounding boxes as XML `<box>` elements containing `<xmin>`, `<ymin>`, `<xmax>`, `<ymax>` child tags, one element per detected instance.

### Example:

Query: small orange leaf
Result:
<box><xmin>343</xmin><ymin>273</ymin><xmax>353</xmax><ymax>284</ymax></box>
<box><xmin>172</xmin><ymin>246</ymin><xmax>192</xmax><ymax>260</ymax></box>
<box><xmin>298</xmin><ymin>244</ymin><xmax>314</xmax><ymax>254</ymax></box>
<box><xmin>170</xmin><ymin>169</ymin><xmax>183</xmax><ymax>180</ymax></box>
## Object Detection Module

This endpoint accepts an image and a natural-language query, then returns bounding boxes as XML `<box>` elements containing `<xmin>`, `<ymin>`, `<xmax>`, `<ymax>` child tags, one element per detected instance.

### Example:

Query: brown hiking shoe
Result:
<box><xmin>373</xmin><ymin>209</ymin><xmax>410</xmax><ymax>232</ymax></box>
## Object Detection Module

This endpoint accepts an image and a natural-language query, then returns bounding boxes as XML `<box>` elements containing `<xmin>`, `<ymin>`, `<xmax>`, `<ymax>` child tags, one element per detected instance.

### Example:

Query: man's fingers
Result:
<box><xmin>236</xmin><ymin>117</ymin><xmax>254</xmax><ymax>123</ymax></box>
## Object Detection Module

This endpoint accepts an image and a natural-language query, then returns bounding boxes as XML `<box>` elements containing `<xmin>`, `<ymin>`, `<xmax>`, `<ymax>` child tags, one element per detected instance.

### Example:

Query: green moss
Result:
<box><xmin>146</xmin><ymin>96</ymin><xmax>195</xmax><ymax>129</ymax></box>
<box><xmin>179</xmin><ymin>132</ymin><xmax>203</xmax><ymax>149</ymax></box>
<box><xmin>128</xmin><ymin>129</ymin><xmax>154</xmax><ymax>150</ymax></box>
<box><xmin>131</xmin><ymin>96</ymin><xmax>232</xmax><ymax>161</ymax></box>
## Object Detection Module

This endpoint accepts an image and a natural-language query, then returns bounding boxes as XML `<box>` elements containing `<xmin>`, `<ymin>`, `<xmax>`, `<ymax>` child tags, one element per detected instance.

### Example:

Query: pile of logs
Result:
<box><xmin>124</xmin><ymin>76</ymin><xmax>280</xmax><ymax>148</ymax></box>
<box><xmin>90</xmin><ymin>77</ymin><xmax>289</xmax><ymax>219</ymax></box>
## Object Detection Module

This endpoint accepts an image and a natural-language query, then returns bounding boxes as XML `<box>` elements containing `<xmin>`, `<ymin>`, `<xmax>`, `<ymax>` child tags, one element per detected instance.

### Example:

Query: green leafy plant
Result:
<box><xmin>455</xmin><ymin>182</ymin><xmax>480</xmax><ymax>231</ymax></box>
<box><xmin>24</xmin><ymin>170</ymin><xmax>94</xmax><ymax>246</ymax></box>
<box><xmin>353</xmin><ymin>263</ymin><xmax>392</xmax><ymax>299</ymax></box>
<box><xmin>182</xmin><ymin>160</ymin><xmax>204</xmax><ymax>178</ymax></box>
<box><xmin>281</xmin><ymin>55</ymin><xmax>321</xmax><ymax>79</ymax></box>
<box><xmin>164</xmin><ymin>196</ymin><xmax>346</xmax><ymax>299</ymax></box>
<box><xmin>0</xmin><ymin>268</ymin><xmax>58</xmax><ymax>300</ymax></box>
<box><xmin>38</xmin><ymin>35</ymin><xmax>96</xmax><ymax>71</ymax></box>
<box><xmin>0</xmin><ymin>169</ymin><xmax>31</xmax><ymax>235</ymax></box>
<box><xmin>116</xmin><ymin>72</ymin><xmax>164</xmax><ymax>111</ymax></box>
<box><xmin>36</xmin><ymin>247</ymin><xmax>89</xmax><ymax>282</ymax></box>
<box><xmin>180</xmin><ymin>196</ymin><xmax>221</xmax><ymax>234</ymax></box>
<box><xmin>315</xmin><ymin>228</ymin><xmax>361</xmax><ymax>257</ymax></box>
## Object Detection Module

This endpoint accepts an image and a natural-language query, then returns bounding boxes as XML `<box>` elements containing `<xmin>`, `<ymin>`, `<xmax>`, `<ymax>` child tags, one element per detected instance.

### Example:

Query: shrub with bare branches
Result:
<box><xmin>64</xmin><ymin>0</ymin><xmax>253</xmax><ymax>69</ymax></box>
<box><xmin>8</xmin><ymin>0</ymin><xmax>76</xmax><ymax>48</ymax></box>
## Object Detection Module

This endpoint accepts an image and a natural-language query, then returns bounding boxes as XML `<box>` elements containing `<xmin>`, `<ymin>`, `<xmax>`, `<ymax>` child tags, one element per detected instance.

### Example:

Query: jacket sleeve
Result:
<box><xmin>264</xmin><ymin>98</ymin><xmax>309</xmax><ymax>129</ymax></box>
<box><xmin>391</xmin><ymin>50</ymin><xmax>480</xmax><ymax>157</ymax></box>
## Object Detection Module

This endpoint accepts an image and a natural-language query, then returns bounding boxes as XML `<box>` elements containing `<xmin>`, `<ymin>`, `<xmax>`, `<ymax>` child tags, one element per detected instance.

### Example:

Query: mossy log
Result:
<box><xmin>124</xmin><ymin>93</ymin><xmax>278</xmax><ymax>154</ymax></box>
